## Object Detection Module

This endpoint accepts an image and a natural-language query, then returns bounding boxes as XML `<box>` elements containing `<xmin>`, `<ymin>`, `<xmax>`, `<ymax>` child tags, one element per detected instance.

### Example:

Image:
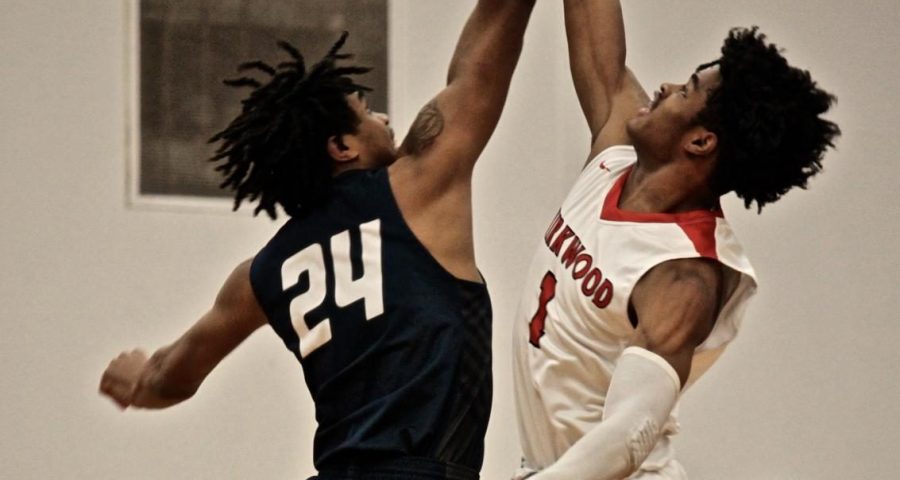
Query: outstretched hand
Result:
<box><xmin>99</xmin><ymin>349</ymin><xmax>148</xmax><ymax>410</ymax></box>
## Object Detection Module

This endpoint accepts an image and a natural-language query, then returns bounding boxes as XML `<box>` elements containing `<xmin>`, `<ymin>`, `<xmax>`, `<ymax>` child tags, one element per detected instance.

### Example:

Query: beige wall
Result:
<box><xmin>1</xmin><ymin>1</ymin><xmax>897</xmax><ymax>478</ymax></box>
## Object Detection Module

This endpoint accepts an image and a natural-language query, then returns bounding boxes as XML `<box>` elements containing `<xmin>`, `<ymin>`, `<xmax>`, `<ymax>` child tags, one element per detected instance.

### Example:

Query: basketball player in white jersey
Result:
<box><xmin>512</xmin><ymin>1</ymin><xmax>840</xmax><ymax>479</ymax></box>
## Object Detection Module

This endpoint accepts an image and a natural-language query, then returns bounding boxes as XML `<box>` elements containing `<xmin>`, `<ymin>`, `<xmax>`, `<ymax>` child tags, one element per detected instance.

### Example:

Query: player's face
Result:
<box><xmin>627</xmin><ymin>65</ymin><xmax>721</xmax><ymax>156</ymax></box>
<box><xmin>345</xmin><ymin>92</ymin><xmax>397</xmax><ymax>168</ymax></box>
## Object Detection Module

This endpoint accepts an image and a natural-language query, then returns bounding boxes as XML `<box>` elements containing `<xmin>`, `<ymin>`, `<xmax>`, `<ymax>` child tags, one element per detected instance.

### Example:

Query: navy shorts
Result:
<box><xmin>310</xmin><ymin>457</ymin><xmax>479</xmax><ymax>480</ymax></box>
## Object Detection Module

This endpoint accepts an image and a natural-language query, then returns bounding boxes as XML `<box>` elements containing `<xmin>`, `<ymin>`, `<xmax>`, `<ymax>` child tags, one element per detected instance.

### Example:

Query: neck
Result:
<box><xmin>622</xmin><ymin>151</ymin><xmax>718</xmax><ymax>214</ymax></box>
<box><xmin>331</xmin><ymin>159</ymin><xmax>363</xmax><ymax>177</ymax></box>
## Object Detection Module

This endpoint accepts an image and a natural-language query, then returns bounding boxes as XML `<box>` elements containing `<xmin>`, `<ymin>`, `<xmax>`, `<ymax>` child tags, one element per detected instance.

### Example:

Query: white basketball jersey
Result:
<box><xmin>512</xmin><ymin>146</ymin><xmax>758</xmax><ymax>472</ymax></box>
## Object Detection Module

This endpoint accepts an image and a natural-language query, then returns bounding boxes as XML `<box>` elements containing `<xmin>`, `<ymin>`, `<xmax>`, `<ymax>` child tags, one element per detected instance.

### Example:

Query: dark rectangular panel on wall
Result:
<box><xmin>137</xmin><ymin>0</ymin><xmax>388</xmax><ymax>198</ymax></box>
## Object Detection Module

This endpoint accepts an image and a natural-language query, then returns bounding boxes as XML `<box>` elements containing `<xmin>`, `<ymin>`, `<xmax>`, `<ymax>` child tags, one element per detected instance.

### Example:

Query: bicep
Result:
<box><xmin>628</xmin><ymin>259</ymin><xmax>722</xmax><ymax>386</ymax></box>
<box><xmin>394</xmin><ymin>1</ymin><xmax>533</xmax><ymax>187</ymax></box>
<box><xmin>170</xmin><ymin>259</ymin><xmax>268</xmax><ymax>387</ymax></box>
<box><xmin>392</xmin><ymin>78</ymin><xmax>502</xmax><ymax>203</ymax></box>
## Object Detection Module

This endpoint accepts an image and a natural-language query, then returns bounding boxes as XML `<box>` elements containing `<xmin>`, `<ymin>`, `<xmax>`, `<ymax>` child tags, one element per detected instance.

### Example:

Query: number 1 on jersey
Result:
<box><xmin>529</xmin><ymin>271</ymin><xmax>557</xmax><ymax>348</ymax></box>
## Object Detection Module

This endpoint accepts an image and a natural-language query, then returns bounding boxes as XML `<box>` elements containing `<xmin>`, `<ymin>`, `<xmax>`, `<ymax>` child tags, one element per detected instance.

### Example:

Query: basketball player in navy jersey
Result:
<box><xmin>511</xmin><ymin>1</ymin><xmax>839</xmax><ymax>479</ymax></box>
<box><xmin>99</xmin><ymin>1</ymin><xmax>535</xmax><ymax>478</ymax></box>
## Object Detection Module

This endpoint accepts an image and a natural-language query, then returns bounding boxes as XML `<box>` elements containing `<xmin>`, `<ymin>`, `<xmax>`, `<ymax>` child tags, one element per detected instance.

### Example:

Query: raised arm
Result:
<box><xmin>388</xmin><ymin>0</ymin><xmax>535</xmax><ymax>282</ymax></box>
<box><xmin>394</xmin><ymin>0</ymin><xmax>536</xmax><ymax>187</ymax></box>
<box><xmin>99</xmin><ymin>259</ymin><xmax>267</xmax><ymax>409</ymax></box>
<box><xmin>564</xmin><ymin>0</ymin><xmax>649</xmax><ymax>157</ymax></box>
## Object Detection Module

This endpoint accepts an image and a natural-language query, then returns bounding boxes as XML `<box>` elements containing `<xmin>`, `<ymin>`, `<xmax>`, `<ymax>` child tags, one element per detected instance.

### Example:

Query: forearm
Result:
<box><xmin>531</xmin><ymin>348</ymin><xmax>681</xmax><ymax>480</ymax></box>
<box><xmin>447</xmin><ymin>0</ymin><xmax>535</xmax><ymax>88</ymax></box>
<box><xmin>100</xmin><ymin>260</ymin><xmax>266</xmax><ymax>411</ymax></box>
<box><xmin>129</xmin><ymin>344</ymin><xmax>200</xmax><ymax>409</ymax></box>
<box><xmin>530</xmin><ymin>420</ymin><xmax>629</xmax><ymax>480</ymax></box>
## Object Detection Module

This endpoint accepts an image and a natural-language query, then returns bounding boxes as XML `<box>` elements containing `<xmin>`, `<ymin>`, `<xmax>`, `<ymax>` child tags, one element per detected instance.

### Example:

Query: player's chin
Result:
<box><xmin>625</xmin><ymin>117</ymin><xmax>644</xmax><ymax>138</ymax></box>
<box><xmin>381</xmin><ymin>150</ymin><xmax>400</xmax><ymax>168</ymax></box>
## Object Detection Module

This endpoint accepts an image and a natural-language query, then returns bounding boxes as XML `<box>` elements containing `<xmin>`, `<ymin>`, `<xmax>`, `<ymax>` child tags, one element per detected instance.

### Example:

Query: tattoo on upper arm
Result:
<box><xmin>402</xmin><ymin>99</ymin><xmax>444</xmax><ymax>155</ymax></box>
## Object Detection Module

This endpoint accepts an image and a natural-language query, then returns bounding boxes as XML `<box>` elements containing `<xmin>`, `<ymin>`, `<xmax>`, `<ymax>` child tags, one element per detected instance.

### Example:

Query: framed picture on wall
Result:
<box><xmin>126</xmin><ymin>0</ymin><xmax>388</xmax><ymax>211</ymax></box>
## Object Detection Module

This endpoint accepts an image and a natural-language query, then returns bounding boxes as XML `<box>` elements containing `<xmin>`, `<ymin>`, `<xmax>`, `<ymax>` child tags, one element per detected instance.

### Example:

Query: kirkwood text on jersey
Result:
<box><xmin>544</xmin><ymin>211</ymin><xmax>614</xmax><ymax>309</ymax></box>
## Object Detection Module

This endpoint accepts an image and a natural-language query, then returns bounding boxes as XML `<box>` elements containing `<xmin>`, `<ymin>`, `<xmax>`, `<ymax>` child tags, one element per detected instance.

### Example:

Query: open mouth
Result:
<box><xmin>638</xmin><ymin>91</ymin><xmax>661</xmax><ymax>115</ymax></box>
<box><xmin>649</xmin><ymin>90</ymin><xmax>661</xmax><ymax>110</ymax></box>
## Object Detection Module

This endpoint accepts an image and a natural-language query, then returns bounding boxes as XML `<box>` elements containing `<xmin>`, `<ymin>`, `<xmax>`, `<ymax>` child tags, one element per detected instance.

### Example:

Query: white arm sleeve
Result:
<box><xmin>530</xmin><ymin>347</ymin><xmax>681</xmax><ymax>480</ymax></box>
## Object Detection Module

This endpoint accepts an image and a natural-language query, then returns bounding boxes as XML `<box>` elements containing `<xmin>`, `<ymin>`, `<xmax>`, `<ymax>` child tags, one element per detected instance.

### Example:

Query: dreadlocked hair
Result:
<box><xmin>209</xmin><ymin>31</ymin><xmax>372</xmax><ymax>219</ymax></box>
<box><xmin>694</xmin><ymin>27</ymin><xmax>841</xmax><ymax>212</ymax></box>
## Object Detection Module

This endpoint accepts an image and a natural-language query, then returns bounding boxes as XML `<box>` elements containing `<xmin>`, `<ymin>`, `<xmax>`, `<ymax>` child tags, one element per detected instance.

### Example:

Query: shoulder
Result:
<box><xmin>630</xmin><ymin>258</ymin><xmax>724</xmax><ymax>355</ymax></box>
<box><xmin>639</xmin><ymin>258</ymin><xmax>722</xmax><ymax>293</ymax></box>
<box><xmin>216</xmin><ymin>258</ymin><xmax>267</xmax><ymax>323</ymax></box>
<box><xmin>221</xmin><ymin>259</ymin><xmax>256</xmax><ymax>298</ymax></box>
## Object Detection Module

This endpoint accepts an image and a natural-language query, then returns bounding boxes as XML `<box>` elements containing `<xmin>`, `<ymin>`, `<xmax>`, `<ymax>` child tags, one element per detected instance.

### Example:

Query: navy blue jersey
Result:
<box><xmin>250</xmin><ymin>168</ymin><xmax>492</xmax><ymax>474</ymax></box>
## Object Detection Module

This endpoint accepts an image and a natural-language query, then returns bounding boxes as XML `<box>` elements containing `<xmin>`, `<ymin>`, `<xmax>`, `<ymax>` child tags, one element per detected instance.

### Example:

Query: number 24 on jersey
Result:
<box><xmin>280</xmin><ymin>219</ymin><xmax>384</xmax><ymax>358</ymax></box>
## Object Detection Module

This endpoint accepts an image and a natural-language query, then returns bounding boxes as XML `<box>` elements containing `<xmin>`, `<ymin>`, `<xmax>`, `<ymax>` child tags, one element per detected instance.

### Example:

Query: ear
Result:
<box><xmin>327</xmin><ymin>135</ymin><xmax>359</xmax><ymax>163</ymax></box>
<box><xmin>684</xmin><ymin>128</ymin><xmax>718</xmax><ymax>157</ymax></box>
